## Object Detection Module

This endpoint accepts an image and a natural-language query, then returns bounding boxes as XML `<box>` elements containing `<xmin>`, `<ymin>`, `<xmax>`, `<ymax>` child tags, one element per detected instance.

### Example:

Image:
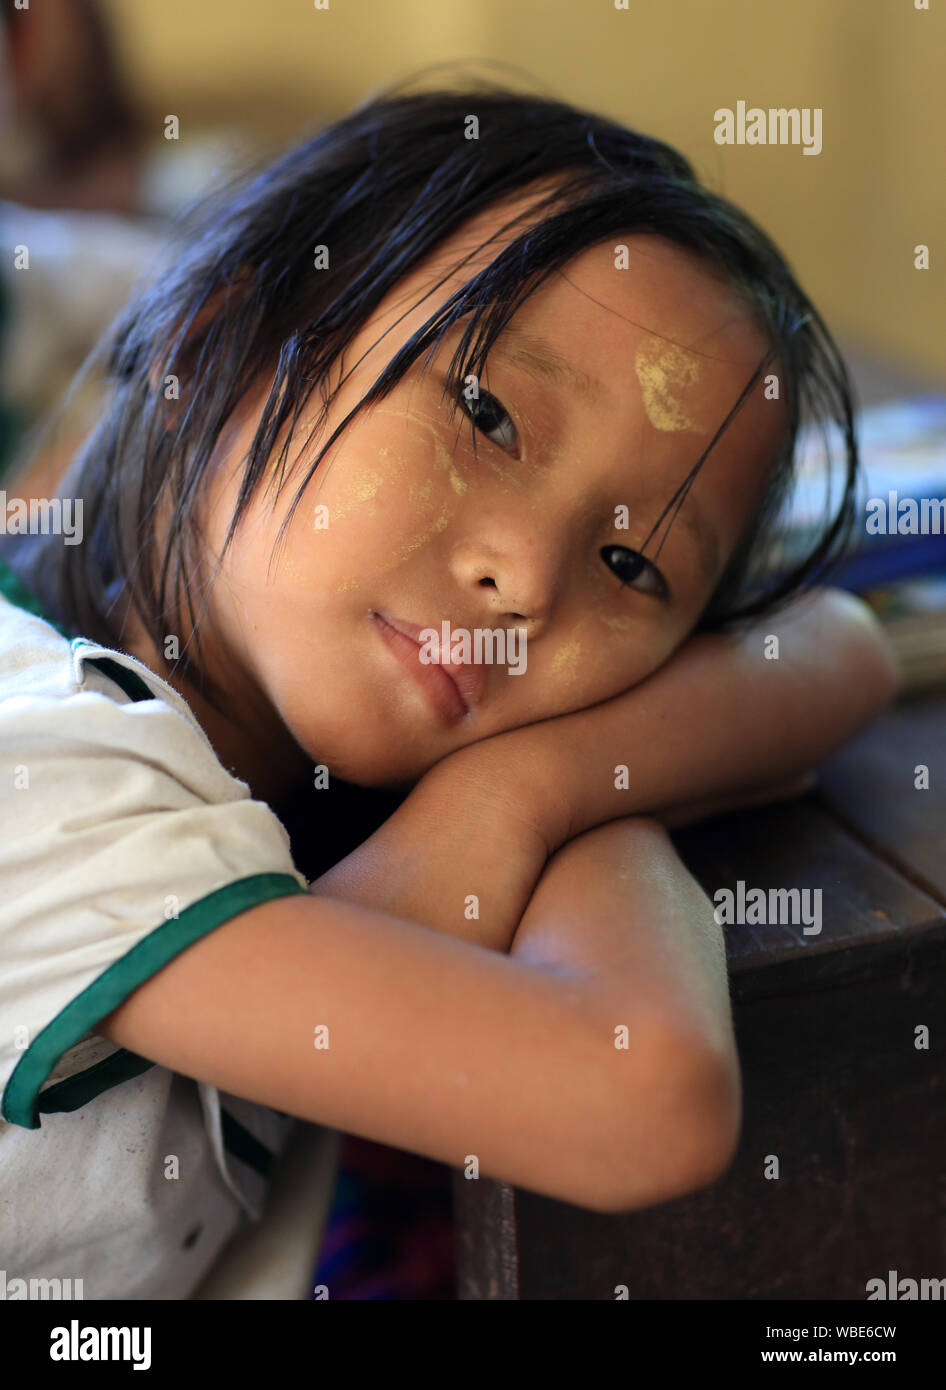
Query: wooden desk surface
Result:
<box><xmin>453</xmin><ymin>692</ymin><xmax>946</xmax><ymax>1299</ymax></box>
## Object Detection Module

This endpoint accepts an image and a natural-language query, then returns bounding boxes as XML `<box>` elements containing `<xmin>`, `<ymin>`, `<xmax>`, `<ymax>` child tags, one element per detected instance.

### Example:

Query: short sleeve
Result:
<box><xmin>0</xmin><ymin>629</ymin><xmax>309</xmax><ymax>1130</ymax></box>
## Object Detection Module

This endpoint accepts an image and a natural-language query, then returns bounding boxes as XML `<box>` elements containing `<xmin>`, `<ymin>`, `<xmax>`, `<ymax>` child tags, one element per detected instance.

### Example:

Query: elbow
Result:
<box><xmin>662</xmin><ymin>1040</ymin><xmax>743</xmax><ymax>1201</ymax></box>
<box><xmin>817</xmin><ymin>588</ymin><xmax>903</xmax><ymax>713</ymax></box>
<box><xmin>576</xmin><ymin>1031</ymin><xmax>743</xmax><ymax>1216</ymax></box>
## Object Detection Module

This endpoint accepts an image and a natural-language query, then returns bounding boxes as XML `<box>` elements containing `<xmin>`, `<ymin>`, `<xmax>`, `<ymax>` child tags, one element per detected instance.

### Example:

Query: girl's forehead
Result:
<box><xmin>532</xmin><ymin>240</ymin><xmax>768</xmax><ymax>368</ymax></box>
<box><xmin>351</xmin><ymin>187</ymin><xmax>771</xmax><ymax>433</ymax></box>
<box><xmin>383</xmin><ymin>187</ymin><xmax>762</xmax><ymax>362</ymax></box>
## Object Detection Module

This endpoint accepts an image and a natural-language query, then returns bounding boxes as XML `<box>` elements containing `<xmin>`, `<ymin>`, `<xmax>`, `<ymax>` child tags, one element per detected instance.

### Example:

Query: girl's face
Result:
<box><xmin>194</xmin><ymin>193</ymin><xmax>787</xmax><ymax>789</ymax></box>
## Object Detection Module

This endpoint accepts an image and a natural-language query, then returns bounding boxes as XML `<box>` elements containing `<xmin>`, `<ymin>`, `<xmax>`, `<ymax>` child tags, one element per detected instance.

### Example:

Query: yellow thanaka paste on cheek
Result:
<box><xmin>633</xmin><ymin>340</ymin><xmax>702</xmax><ymax>433</ymax></box>
<box><xmin>333</xmin><ymin>502</ymin><xmax>453</xmax><ymax>593</ymax></box>
<box><xmin>380</xmin><ymin>507</ymin><xmax>452</xmax><ymax>572</ymax></box>
<box><xmin>374</xmin><ymin>406</ymin><xmax>469</xmax><ymax>496</ymax></box>
<box><xmin>324</xmin><ymin>469</ymin><xmax>385</xmax><ymax>524</ymax></box>
<box><xmin>409</xmin><ymin>479</ymin><xmax>434</xmax><ymax>505</ymax></box>
<box><xmin>549</xmin><ymin>640</ymin><xmax>582</xmax><ymax>677</ymax></box>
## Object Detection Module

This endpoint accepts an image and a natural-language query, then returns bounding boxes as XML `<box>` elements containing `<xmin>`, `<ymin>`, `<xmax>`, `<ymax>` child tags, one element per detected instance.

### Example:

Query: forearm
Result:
<box><xmin>308</xmin><ymin>590</ymin><xmax>898</xmax><ymax>948</ymax></box>
<box><xmin>308</xmin><ymin>746</ymin><xmax>551</xmax><ymax>951</ymax></box>
<box><xmin>512</xmin><ymin>818</ymin><xmax>736</xmax><ymax>1060</ymax></box>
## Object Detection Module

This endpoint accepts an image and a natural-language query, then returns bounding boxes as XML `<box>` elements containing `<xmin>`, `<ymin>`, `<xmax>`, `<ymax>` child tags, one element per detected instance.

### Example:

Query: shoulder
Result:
<box><xmin>0</xmin><ymin>581</ymin><xmax>255</xmax><ymax>805</ymax></box>
<box><xmin>0</xmin><ymin>582</ymin><xmax>309</xmax><ymax>1133</ymax></box>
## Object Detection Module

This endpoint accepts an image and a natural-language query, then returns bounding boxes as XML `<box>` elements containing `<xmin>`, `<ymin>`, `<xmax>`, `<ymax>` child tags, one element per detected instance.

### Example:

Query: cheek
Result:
<box><xmin>272</xmin><ymin>424</ymin><xmax>464</xmax><ymax>596</ymax></box>
<box><xmin>531</xmin><ymin>611</ymin><xmax>686</xmax><ymax>716</ymax></box>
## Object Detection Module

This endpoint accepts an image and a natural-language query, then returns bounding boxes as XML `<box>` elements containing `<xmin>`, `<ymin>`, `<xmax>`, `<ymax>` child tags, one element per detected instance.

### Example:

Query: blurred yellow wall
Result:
<box><xmin>102</xmin><ymin>0</ymin><xmax>945</xmax><ymax>381</ymax></box>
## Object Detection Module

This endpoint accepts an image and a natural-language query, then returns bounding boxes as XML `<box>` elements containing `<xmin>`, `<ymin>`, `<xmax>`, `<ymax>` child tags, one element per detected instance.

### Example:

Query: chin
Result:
<box><xmin>293</xmin><ymin>729</ymin><xmax>434</xmax><ymax>791</ymax></box>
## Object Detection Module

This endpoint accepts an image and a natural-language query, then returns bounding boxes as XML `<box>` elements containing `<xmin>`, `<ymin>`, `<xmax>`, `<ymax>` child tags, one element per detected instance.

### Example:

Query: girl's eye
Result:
<box><xmin>458</xmin><ymin>386</ymin><xmax>520</xmax><ymax>454</ymax></box>
<box><xmin>600</xmin><ymin>545</ymin><xmax>669</xmax><ymax>600</ymax></box>
<box><xmin>454</xmin><ymin>386</ymin><xmax>667</xmax><ymax>600</ymax></box>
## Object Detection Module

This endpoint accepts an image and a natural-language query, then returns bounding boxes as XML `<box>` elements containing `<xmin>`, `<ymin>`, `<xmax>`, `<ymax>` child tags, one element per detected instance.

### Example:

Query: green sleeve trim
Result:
<box><xmin>39</xmin><ymin>1058</ymin><xmax>279</xmax><ymax>1182</ymax></box>
<box><xmin>2</xmin><ymin>872</ymin><xmax>308</xmax><ymax>1130</ymax></box>
<box><xmin>36</xmin><ymin>1048</ymin><xmax>156</xmax><ymax>1115</ymax></box>
<box><xmin>221</xmin><ymin>1108</ymin><xmax>275</xmax><ymax>1179</ymax></box>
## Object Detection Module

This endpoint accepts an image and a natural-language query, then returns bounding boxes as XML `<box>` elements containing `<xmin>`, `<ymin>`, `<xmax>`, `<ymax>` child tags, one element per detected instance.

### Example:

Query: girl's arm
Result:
<box><xmin>458</xmin><ymin>586</ymin><xmax>900</xmax><ymax>850</ymax></box>
<box><xmin>99</xmin><ymin>817</ymin><xmax>736</xmax><ymax>1214</ymax></box>
<box><xmin>309</xmin><ymin>588</ymin><xmax>898</xmax><ymax>948</ymax></box>
<box><xmin>650</xmin><ymin>771</ymin><xmax>818</xmax><ymax>830</ymax></box>
<box><xmin>510</xmin><ymin>816</ymin><xmax>741</xmax><ymax>1196</ymax></box>
<box><xmin>309</xmin><ymin>750</ymin><xmax>556</xmax><ymax>953</ymax></box>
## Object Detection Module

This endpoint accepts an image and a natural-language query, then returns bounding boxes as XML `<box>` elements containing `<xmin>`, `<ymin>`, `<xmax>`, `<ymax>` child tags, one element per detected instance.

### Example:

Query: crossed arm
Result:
<box><xmin>100</xmin><ymin>588</ymin><xmax>898</xmax><ymax>1210</ymax></box>
<box><xmin>310</xmin><ymin>587</ymin><xmax>901</xmax><ymax>953</ymax></box>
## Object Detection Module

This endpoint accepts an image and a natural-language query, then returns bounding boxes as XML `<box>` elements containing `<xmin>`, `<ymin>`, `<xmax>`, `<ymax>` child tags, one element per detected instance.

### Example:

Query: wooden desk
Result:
<box><xmin>453</xmin><ymin>692</ymin><xmax>946</xmax><ymax>1299</ymax></box>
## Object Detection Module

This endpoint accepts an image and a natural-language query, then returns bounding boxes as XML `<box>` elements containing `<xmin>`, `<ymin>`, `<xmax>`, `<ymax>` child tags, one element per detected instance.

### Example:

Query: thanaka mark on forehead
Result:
<box><xmin>633</xmin><ymin>339</ymin><xmax>702</xmax><ymax>433</ymax></box>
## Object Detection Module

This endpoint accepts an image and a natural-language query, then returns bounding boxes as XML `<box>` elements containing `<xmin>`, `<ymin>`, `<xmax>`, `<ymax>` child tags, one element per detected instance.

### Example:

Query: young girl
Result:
<box><xmin>0</xmin><ymin>83</ymin><xmax>899</xmax><ymax>1300</ymax></box>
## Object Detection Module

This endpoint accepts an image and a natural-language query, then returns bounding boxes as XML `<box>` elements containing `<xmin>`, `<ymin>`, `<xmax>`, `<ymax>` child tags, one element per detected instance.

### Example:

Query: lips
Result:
<box><xmin>370</xmin><ymin>610</ymin><xmax>488</xmax><ymax>715</ymax></box>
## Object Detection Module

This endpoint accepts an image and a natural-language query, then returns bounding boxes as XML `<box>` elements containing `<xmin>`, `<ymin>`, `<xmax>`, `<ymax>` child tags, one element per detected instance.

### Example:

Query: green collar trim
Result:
<box><xmin>0</xmin><ymin>550</ymin><xmax>69</xmax><ymax>638</ymax></box>
<box><xmin>0</xmin><ymin>552</ymin><xmax>154</xmax><ymax>703</ymax></box>
<box><xmin>79</xmin><ymin>651</ymin><xmax>155</xmax><ymax>704</ymax></box>
<box><xmin>220</xmin><ymin>1109</ymin><xmax>275</xmax><ymax>1179</ymax></box>
<box><xmin>35</xmin><ymin>1048</ymin><xmax>156</xmax><ymax>1117</ymax></box>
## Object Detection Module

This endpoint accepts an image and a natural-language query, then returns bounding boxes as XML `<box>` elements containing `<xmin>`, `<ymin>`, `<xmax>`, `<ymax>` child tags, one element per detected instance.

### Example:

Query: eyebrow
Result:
<box><xmin>489</xmin><ymin>326</ymin><xmax>606</xmax><ymax>408</ymax></box>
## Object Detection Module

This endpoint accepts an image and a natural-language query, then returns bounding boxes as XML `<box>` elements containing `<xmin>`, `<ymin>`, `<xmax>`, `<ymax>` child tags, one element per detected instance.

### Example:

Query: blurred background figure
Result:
<box><xmin>0</xmin><ymin>0</ymin><xmax>261</xmax><ymax>214</ymax></box>
<box><xmin>0</xmin><ymin>0</ymin><xmax>262</xmax><ymax>486</ymax></box>
<box><xmin>0</xmin><ymin>0</ymin><xmax>144</xmax><ymax>214</ymax></box>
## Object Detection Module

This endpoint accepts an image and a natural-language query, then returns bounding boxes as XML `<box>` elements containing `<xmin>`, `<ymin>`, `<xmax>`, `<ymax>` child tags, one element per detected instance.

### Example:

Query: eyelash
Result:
<box><xmin>599</xmin><ymin>546</ymin><xmax>669</xmax><ymax>600</ymax></box>
<box><xmin>458</xmin><ymin>383</ymin><xmax>520</xmax><ymax>454</ymax></box>
<box><xmin>457</xmin><ymin>384</ymin><xmax>670</xmax><ymax>602</ymax></box>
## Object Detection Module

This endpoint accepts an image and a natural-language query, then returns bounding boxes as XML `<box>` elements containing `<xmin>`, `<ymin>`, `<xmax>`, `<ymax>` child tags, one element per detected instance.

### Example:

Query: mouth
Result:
<box><xmin>368</xmin><ymin>609</ymin><xmax>486</xmax><ymax>723</ymax></box>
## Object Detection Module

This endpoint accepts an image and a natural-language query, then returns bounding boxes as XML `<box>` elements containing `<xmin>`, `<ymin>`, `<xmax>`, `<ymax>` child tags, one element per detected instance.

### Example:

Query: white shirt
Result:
<box><xmin>0</xmin><ymin>554</ymin><xmax>339</xmax><ymax>1299</ymax></box>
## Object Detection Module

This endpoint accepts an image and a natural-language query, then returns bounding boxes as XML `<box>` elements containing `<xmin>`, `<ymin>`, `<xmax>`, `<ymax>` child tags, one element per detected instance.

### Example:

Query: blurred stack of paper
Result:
<box><xmin>859</xmin><ymin>573</ymin><xmax>946</xmax><ymax>695</ymax></box>
<box><xmin>771</xmin><ymin>396</ymin><xmax>946</xmax><ymax>694</ymax></box>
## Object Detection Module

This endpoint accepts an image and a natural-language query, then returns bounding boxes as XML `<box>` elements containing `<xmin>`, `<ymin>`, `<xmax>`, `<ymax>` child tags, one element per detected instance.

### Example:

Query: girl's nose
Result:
<box><xmin>475</xmin><ymin>576</ymin><xmax>530</xmax><ymax>624</ymax></box>
<box><xmin>451</xmin><ymin>543</ymin><xmax>565</xmax><ymax>634</ymax></box>
<box><xmin>446</xmin><ymin>482</ymin><xmax>583</xmax><ymax>629</ymax></box>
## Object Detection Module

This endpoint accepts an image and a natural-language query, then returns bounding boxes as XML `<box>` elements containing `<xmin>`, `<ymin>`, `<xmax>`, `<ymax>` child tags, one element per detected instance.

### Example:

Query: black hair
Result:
<box><xmin>21</xmin><ymin>76</ymin><xmax>861</xmax><ymax>710</ymax></box>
